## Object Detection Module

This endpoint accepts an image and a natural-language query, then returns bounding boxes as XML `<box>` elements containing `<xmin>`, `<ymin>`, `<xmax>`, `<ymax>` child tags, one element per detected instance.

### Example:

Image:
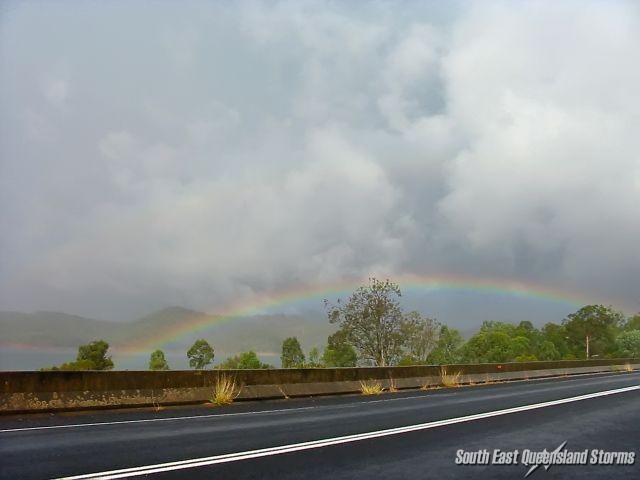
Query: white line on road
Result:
<box><xmin>0</xmin><ymin>393</ymin><xmax>448</xmax><ymax>433</ymax></box>
<box><xmin>55</xmin><ymin>384</ymin><xmax>639</xmax><ymax>480</ymax></box>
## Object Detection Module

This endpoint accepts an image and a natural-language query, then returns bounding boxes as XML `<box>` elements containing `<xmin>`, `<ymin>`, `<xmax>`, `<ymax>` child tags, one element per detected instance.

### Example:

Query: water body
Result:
<box><xmin>0</xmin><ymin>347</ymin><xmax>281</xmax><ymax>371</ymax></box>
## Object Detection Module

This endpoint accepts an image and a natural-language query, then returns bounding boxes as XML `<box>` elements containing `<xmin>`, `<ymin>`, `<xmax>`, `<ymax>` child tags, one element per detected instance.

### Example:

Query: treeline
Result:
<box><xmin>319</xmin><ymin>279</ymin><xmax>640</xmax><ymax>366</ymax></box>
<box><xmin>43</xmin><ymin>279</ymin><xmax>640</xmax><ymax>371</ymax></box>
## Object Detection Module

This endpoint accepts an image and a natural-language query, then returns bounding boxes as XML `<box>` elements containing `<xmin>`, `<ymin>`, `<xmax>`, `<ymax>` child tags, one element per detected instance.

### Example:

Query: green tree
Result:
<box><xmin>281</xmin><ymin>337</ymin><xmax>305</xmax><ymax>368</ymax></box>
<box><xmin>48</xmin><ymin>359</ymin><xmax>96</xmax><ymax>371</ymax></box>
<box><xmin>77</xmin><ymin>340</ymin><xmax>114</xmax><ymax>370</ymax></box>
<box><xmin>461</xmin><ymin>328</ymin><xmax>512</xmax><ymax>363</ymax></box>
<box><xmin>428</xmin><ymin>326</ymin><xmax>464</xmax><ymax>364</ymax></box>
<box><xmin>399</xmin><ymin>311</ymin><xmax>440</xmax><ymax>364</ymax></box>
<box><xmin>149</xmin><ymin>349</ymin><xmax>170</xmax><ymax>370</ymax></box>
<box><xmin>325</xmin><ymin>278</ymin><xmax>405</xmax><ymax>366</ymax></box>
<box><xmin>563</xmin><ymin>305</ymin><xmax>624</xmax><ymax>358</ymax></box>
<box><xmin>218</xmin><ymin>351</ymin><xmax>270</xmax><ymax>369</ymax></box>
<box><xmin>624</xmin><ymin>314</ymin><xmax>640</xmax><ymax>331</ymax></box>
<box><xmin>615</xmin><ymin>330</ymin><xmax>640</xmax><ymax>357</ymax></box>
<box><xmin>44</xmin><ymin>339</ymin><xmax>114</xmax><ymax>371</ymax></box>
<box><xmin>187</xmin><ymin>339</ymin><xmax>215</xmax><ymax>369</ymax></box>
<box><xmin>306</xmin><ymin>347</ymin><xmax>323</xmax><ymax>367</ymax></box>
<box><xmin>541</xmin><ymin>322</ymin><xmax>571</xmax><ymax>359</ymax></box>
<box><xmin>537</xmin><ymin>340</ymin><xmax>561</xmax><ymax>361</ymax></box>
<box><xmin>322</xmin><ymin>329</ymin><xmax>358</xmax><ymax>367</ymax></box>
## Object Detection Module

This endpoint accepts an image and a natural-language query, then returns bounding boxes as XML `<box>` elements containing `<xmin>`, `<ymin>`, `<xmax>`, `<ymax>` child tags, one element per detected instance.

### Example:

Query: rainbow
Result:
<box><xmin>116</xmin><ymin>273</ymin><xmax>618</xmax><ymax>355</ymax></box>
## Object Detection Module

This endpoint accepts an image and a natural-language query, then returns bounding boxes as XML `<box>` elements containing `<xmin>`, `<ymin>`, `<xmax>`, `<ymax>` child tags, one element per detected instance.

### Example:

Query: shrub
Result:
<box><xmin>440</xmin><ymin>367</ymin><xmax>462</xmax><ymax>387</ymax></box>
<box><xmin>211</xmin><ymin>374</ymin><xmax>239</xmax><ymax>405</ymax></box>
<box><xmin>360</xmin><ymin>379</ymin><xmax>384</xmax><ymax>395</ymax></box>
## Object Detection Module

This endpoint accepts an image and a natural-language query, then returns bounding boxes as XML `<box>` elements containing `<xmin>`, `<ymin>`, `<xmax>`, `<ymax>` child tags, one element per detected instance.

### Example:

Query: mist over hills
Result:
<box><xmin>0</xmin><ymin>306</ymin><xmax>335</xmax><ymax>370</ymax></box>
<box><xmin>0</xmin><ymin>310</ymin><xmax>116</xmax><ymax>348</ymax></box>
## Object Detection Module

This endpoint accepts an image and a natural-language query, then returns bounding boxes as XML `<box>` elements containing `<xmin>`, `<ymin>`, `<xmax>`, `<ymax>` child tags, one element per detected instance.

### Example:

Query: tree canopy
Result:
<box><xmin>218</xmin><ymin>351</ymin><xmax>271</xmax><ymax>369</ymax></box>
<box><xmin>399</xmin><ymin>311</ymin><xmax>440</xmax><ymax>365</ymax></box>
<box><xmin>149</xmin><ymin>349</ymin><xmax>170</xmax><ymax>370</ymax></box>
<box><xmin>44</xmin><ymin>339</ymin><xmax>114</xmax><ymax>371</ymax></box>
<box><xmin>281</xmin><ymin>337</ymin><xmax>305</xmax><ymax>368</ymax></box>
<box><xmin>563</xmin><ymin>305</ymin><xmax>625</xmax><ymax>358</ymax></box>
<box><xmin>427</xmin><ymin>325</ymin><xmax>464</xmax><ymax>364</ymax></box>
<box><xmin>322</xmin><ymin>329</ymin><xmax>358</xmax><ymax>367</ymax></box>
<box><xmin>76</xmin><ymin>339</ymin><xmax>114</xmax><ymax>370</ymax></box>
<box><xmin>187</xmin><ymin>339</ymin><xmax>215</xmax><ymax>369</ymax></box>
<box><xmin>325</xmin><ymin>278</ymin><xmax>405</xmax><ymax>366</ymax></box>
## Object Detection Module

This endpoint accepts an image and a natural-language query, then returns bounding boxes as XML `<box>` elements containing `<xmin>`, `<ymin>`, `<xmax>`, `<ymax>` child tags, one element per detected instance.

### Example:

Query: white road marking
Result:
<box><xmin>0</xmin><ymin>405</ymin><xmax>316</xmax><ymax>433</ymax></box>
<box><xmin>0</xmin><ymin>394</ymin><xmax>446</xmax><ymax>433</ymax></box>
<box><xmin>55</xmin><ymin>384</ymin><xmax>639</xmax><ymax>480</ymax></box>
<box><xmin>1</xmin><ymin>371</ymin><xmax>634</xmax><ymax>433</ymax></box>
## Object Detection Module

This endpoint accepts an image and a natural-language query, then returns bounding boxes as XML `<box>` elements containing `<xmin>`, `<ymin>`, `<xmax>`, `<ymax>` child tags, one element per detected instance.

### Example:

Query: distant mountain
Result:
<box><xmin>0</xmin><ymin>311</ymin><xmax>115</xmax><ymax>348</ymax></box>
<box><xmin>110</xmin><ymin>306</ymin><xmax>210</xmax><ymax>346</ymax></box>
<box><xmin>0</xmin><ymin>307</ymin><xmax>335</xmax><ymax>360</ymax></box>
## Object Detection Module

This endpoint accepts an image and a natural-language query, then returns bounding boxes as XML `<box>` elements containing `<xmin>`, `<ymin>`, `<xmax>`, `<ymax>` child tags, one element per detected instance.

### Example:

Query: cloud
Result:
<box><xmin>436</xmin><ymin>1</ymin><xmax>640</xmax><ymax>299</ymax></box>
<box><xmin>0</xmin><ymin>1</ymin><xmax>638</xmax><ymax>321</ymax></box>
<box><xmin>43</xmin><ymin>79</ymin><xmax>70</xmax><ymax>110</ymax></box>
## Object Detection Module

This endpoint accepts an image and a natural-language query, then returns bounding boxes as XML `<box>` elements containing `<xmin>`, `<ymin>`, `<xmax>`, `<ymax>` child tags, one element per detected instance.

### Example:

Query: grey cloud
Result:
<box><xmin>0</xmin><ymin>0</ymin><xmax>638</xmax><ymax>322</ymax></box>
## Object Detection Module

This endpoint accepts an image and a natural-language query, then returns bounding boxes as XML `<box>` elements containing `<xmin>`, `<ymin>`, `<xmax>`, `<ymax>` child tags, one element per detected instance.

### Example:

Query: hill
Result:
<box><xmin>0</xmin><ymin>307</ymin><xmax>335</xmax><ymax>366</ymax></box>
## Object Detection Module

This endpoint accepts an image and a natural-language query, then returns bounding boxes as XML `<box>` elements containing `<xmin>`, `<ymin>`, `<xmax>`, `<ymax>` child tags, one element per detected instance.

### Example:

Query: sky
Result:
<box><xmin>1</xmin><ymin>0</ymin><xmax>639</xmax><ymax>324</ymax></box>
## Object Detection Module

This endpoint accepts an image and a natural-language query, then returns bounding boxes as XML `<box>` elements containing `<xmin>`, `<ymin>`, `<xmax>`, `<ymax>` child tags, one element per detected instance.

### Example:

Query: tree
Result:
<box><xmin>537</xmin><ymin>340</ymin><xmax>561</xmax><ymax>361</ymax></box>
<box><xmin>460</xmin><ymin>321</ymin><xmax>536</xmax><ymax>363</ymax></box>
<box><xmin>399</xmin><ymin>311</ymin><xmax>440</xmax><ymax>364</ymax></box>
<box><xmin>427</xmin><ymin>326</ymin><xmax>463</xmax><ymax>364</ymax></box>
<box><xmin>322</xmin><ymin>329</ymin><xmax>358</xmax><ymax>367</ymax></box>
<box><xmin>77</xmin><ymin>340</ymin><xmax>114</xmax><ymax>370</ymax></box>
<box><xmin>281</xmin><ymin>337</ymin><xmax>305</xmax><ymax>368</ymax></box>
<box><xmin>624</xmin><ymin>314</ymin><xmax>640</xmax><ymax>331</ymax></box>
<box><xmin>187</xmin><ymin>339</ymin><xmax>215</xmax><ymax>369</ymax></box>
<box><xmin>44</xmin><ymin>339</ymin><xmax>114</xmax><ymax>371</ymax></box>
<box><xmin>149</xmin><ymin>349</ymin><xmax>170</xmax><ymax>370</ymax></box>
<box><xmin>218</xmin><ymin>351</ymin><xmax>271</xmax><ymax>369</ymax></box>
<box><xmin>306</xmin><ymin>347</ymin><xmax>323</xmax><ymax>367</ymax></box>
<box><xmin>44</xmin><ymin>359</ymin><xmax>96</xmax><ymax>371</ymax></box>
<box><xmin>541</xmin><ymin>322</ymin><xmax>571</xmax><ymax>359</ymax></box>
<box><xmin>325</xmin><ymin>278</ymin><xmax>405</xmax><ymax>366</ymax></box>
<box><xmin>563</xmin><ymin>305</ymin><xmax>624</xmax><ymax>358</ymax></box>
<box><xmin>615</xmin><ymin>330</ymin><xmax>640</xmax><ymax>357</ymax></box>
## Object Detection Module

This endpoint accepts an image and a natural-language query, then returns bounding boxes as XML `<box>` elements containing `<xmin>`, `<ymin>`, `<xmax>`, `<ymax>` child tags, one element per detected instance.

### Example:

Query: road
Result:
<box><xmin>1</xmin><ymin>372</ymin><xmax>638</xmax><ymax>479</ymax></box>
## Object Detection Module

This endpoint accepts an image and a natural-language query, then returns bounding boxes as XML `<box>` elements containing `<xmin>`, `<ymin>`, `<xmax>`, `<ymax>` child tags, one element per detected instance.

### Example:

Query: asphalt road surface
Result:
<box><xmin>1</xmin><ymin>371</ymin><xmax>638</xmax><ymax>479</ymax></box>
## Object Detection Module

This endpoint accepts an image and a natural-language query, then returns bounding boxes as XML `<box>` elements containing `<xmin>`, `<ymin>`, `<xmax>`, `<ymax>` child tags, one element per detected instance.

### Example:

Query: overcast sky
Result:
<box><xmin>1</xmin><ymin>0</ymin><xmax>638</xmax><ymax>322</ymax></box>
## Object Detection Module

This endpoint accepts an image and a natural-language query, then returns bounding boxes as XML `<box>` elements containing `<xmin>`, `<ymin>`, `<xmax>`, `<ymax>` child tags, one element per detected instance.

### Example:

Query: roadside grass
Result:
<box><xmin>151</xmin><ymin>391</ymin><xmax>164</xmax><ymax>412</ymax></box>
<box><xmin>211</xmin><ymin>374</ymin><xmax>239</xmax><ymax>406</ymax></box>
<box><xmin>360</xmin><ymin>379</ymin><xmax>384</xmax><ymax>395</ymax></box>
<box><xmin>387</xmin><ymin>376</ymin><xmax>399</xmax><ymax>393</ymax></box>
<box><xmin>612</xmin><ymin>362</ymin><xmax>634</xmax><ymax>373</ymax></box>
<box><xmin>440</xmin><ymin>367</ymin><xmax>462</xmax><ymax>388</ymax></box>
<box><xmin>277</xmin><ymin>385</ymin><xmax>290</xmax><ymax>399</ymax></box>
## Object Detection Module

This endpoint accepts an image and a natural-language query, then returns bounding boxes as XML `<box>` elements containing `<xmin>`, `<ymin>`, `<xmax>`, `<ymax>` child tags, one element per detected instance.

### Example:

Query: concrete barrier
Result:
<box><xmin>1</xmin><ymin>359</ymin><xmax>637</xmax><ymax>414</ymax></box>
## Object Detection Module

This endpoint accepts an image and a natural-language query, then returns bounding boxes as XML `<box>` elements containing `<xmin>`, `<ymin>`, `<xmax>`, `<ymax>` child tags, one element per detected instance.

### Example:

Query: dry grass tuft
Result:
<box><xmin>277</xmin><ymin>385</ymin><xmax>290</xmax><ymax>399</ymax></box>
<box><xmin>440</xmin><ymin>367</ymin><xmax>462</xmax><ymax>388</ymax></box>
<box><xmin>211</xmin><ymin>374</ymin><xmax>239</xmax><ymax>405</ymax></box>
<box><xmin>387</xmin><ymin>376</ymin><xmax>399</xmax><ymax>393</ymax></box>
<box><xmin>151</xmin><ymin>391</ymin><xmax>164</xmax><ymax>412</ymax></box>
<box><xmin>360</xmin><ymin>379</ymin><xmax>384</xmax><ymax>395</ymax></box>
<box><xmin>612</xmin><ymin>362</ymin><xmax>634</xmax><ymax>373</ymax></box>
